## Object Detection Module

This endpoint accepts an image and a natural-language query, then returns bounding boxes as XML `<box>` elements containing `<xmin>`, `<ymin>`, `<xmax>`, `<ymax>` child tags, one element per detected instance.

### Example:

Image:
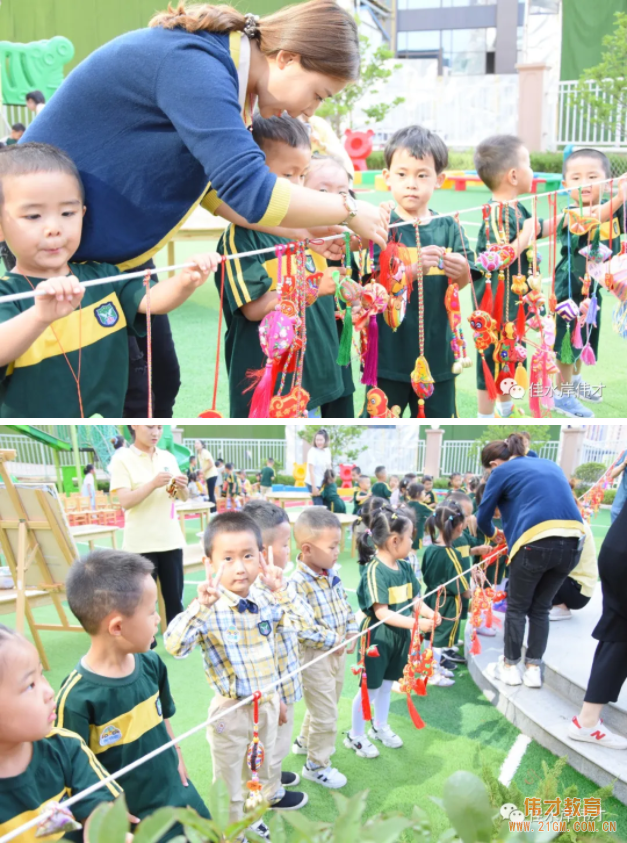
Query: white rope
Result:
<box><xmin>0</xmin><ymin>543</ymin><xmax>507</xmax><ymax>843</ymax></box>
<box><xmin>0</xmin><ymin>175</ymin><xmax>622</xmax><ymax>306</ymax></box>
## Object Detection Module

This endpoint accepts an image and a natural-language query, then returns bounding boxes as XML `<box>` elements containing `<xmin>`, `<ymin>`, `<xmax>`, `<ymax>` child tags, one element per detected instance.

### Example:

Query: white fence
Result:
<box><xmin>0</xmin><ymin>433</ymin><xmax>95</xmax><ymax>480</ymax></box>
<box><xmin>581</xmin><ymin>439</ymin><xmax>627</xmax><ymax>469</ymax></box>
<box><xmin>556</xmin><ymin>79</ymin><xmax>627</xmax><ymax>150</ymax></box>
<box><xmin>184</xmin><ymin>439</ymin><xmax>286</xmax><ymax>470</ymax></box>
<box><xmin>0</xmin><ymin>104</ymin><xmax>33</xmax><ymax>135</ymax></box>
<box><xmin>440</xmin><ymin>439</ymin><xmax>559</xmax><ymax>476</ymax></box>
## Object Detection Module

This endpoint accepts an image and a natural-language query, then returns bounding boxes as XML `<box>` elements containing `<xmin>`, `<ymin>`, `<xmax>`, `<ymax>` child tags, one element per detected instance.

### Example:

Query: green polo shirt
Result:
<box><xmin>423</xmin><ymin>489</ymin><xmax>436</xmax><ymax>506</ymax></box>
<box><xmin>0</xmin><ymin>262</ymin><xmax>149</xmax><ymax>417</ymax></box>
<box><xmin>321</xmin><ymin>481</ymin><xmax>346</xmax><ymax>513</ymax></box>
<box><xmin>353</xmin><ymin>488</ymin><xmax>370</xmax><ymax>515</ymax></box>
<box><xmin>55</xmin><ymin>651</ymin><xmax>208</xmax><ymax>827</ymax></box>
<box><xmin>371</xmin><ymin>210</ymin><xmax>480</xmax><ymax>383</ymax></box>
<box><xmin>260</xmin><ymin>466</ymin><xmax>275</xmax><ymax>486</ymax></box>
<box><xmin>371</xmin><ymin>481</ymin><xmax>392</xmax><ymax>500</ymax></box>
<box><xmin>217</xmin><ymin>225</ymin><xmax>344</xmax><ymax>416</ymax></box>
<box><xmin>555</xmin><ymin>208</ymin><xmax>623</xmax><ymax>302</ymax></box>
<box><xmin>406</xmin><ymin>499</ymin><xmax>434</xmax><ymax>550</ymax></box>
<box><xmin>0</xmin><ymin>728</ymin><xmax>121</xmax><ymax>843</ymax></box>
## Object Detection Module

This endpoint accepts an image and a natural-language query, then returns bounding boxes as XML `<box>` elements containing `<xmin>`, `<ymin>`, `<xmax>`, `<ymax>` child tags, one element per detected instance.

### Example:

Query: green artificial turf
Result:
<box><xmin>6</xmin><ymin>509</ymin><xmax>626</xmax><ymax>840</ymax></box>
<box><xmin>149</xmin><ymin>185</ymin><xmax>627</xmax><ymax>419</ymax></box>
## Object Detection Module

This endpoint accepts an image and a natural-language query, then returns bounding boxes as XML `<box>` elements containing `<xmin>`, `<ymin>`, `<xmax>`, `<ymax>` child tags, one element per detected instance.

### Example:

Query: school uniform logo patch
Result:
<box><xmin>99</xmin><ymin>724</ymin><xmax>122</xmax><ymax>747</ymax></box>
<box><xmin>258</xmin><ymin>620</ymin><xmax>272</xmax><ymax>637</ymax></box>
<box><xmin>225</xmin><ymin>626</ymin><xmax>239</xmax><ymax>644</ymax></box>
<box><xmin>156</xmin><ymin>698</ymin><xmax>162</xmax><ymax>717</ymax></box>
<box><xmin>94</xmin><ymin>301</ymin><xmax>120</xmax><ymax>327</ymax></box>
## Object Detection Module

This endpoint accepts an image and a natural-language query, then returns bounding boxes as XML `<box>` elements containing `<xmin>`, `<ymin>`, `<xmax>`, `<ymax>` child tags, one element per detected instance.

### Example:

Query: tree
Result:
<box><xmin>297</xmin><ymin>425</ymin><xmax>367</xmax><ymax>465</ymax></box>
<box><xmin>468</xmin><ymin>425</ymin><xmax>552</xmax><ymax>461</ymax></box>
<box><xmin>317</xmin><ymin>28</ymin><xmax>405</xmax><ymax>135</ymax></box>
<box><xmin>576</xmin><ymin>12</ymin><xmax>627</xmax><ymax>143</ymax></box>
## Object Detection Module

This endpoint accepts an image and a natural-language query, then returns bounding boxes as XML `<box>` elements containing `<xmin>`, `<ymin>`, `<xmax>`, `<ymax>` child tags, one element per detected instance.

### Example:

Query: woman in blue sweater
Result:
<box><xmin>23</xmin><ymin>0</ymin><xmax>389</xmax><ymax>416</ymax></box>
<box><xmin>477</xmin><ymin>433</ymin><xmax>585</xmax><ymax>690</ymax></box>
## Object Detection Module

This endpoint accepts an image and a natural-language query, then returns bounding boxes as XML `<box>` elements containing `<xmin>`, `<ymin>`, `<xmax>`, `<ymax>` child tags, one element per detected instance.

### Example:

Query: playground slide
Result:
<box><xmin>6</xmin><ymin>424</ymin><xmax>72</xmax><ymax>451</ymax></box>
<box><xmin>121</xmin><ymin>425</ymin><xmax>191</xmax><ymax>472</ymax></box>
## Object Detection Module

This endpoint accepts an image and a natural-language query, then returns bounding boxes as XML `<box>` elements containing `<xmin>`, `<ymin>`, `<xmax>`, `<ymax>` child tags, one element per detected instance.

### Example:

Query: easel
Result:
<box><xmin>0</xmin><ymin>450</ymin><xmax>83</xmax><ymax>669</ymax></box>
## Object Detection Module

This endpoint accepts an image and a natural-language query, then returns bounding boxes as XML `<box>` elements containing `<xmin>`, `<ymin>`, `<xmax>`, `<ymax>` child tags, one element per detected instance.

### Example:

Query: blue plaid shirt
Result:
<box><xmin>289</xmin><ymin>560</ymin><xmax>359</xmax><ymax>651</ymax></box>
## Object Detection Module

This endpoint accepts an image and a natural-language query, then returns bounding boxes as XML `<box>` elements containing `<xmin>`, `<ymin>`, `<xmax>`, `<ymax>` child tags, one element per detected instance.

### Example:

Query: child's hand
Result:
<box><xmin>442</xmin><ymin>252</ymin><xmax>470</xmax><ymax>283</ymax></box>
<box><xmin>33</xmin><ymin>276</ymin><xmax>85</xmax><ymax>325</ymax></box>
<box><xmin>474</xmin><ymin>544</ymin><xmax>491</xmax><ymax>556</ymax></box>
<box><xmin>259</xmin><ymin>552</ymin><xmax>284</xmax><ymax>592</ymax></box>
<box><xmin>278</xmin><ymin>700</ymin><xmax>288</xmax><ymax>725</ymax></box>
<box><xmin>179</xmin><ymin>253</ymin><xmax>221</xmax><ymax>290</ymax></box>
<box><xmin>173</xmin><ymin>474</ymin><xmax>188</xmax><ymax>489</ymax></box>
<box><xmin>176</xmin><ymin>747</ymin><xmax>189</xmax><ymax>787</ymax></box>
<box><xmin>345</xmin><ymin>636</ymin><xmax>357</xmax><ymax>655</ymax></box>
<box><xmin>197</xmin><ymin>562</ymin><xmax>225</xmax><ymax>608</ymax></box>
<box><xmin>152</xmin><ymin>471</ymin><xmax>174</xmax><ymax>490</ymax></box>
<box><xmin>418</xmin><ymin>617</ymin><xmax>434</xmax><ymax>633</ymax></box>
<box><xmin>465</xmin><ymin>514</ymin><xmax>477</xmax><ymax>535</ymax></box>
<box><xmin>617</xmin><ymin>176</ymin><xmax>627</xmax><ymax>202</ymax></box>
<box><xmin>318</xmin><ymin>267</ymin><xmax>345</xmax><ymax>297</ymax></box>
<box><xmin>418</xmin><ymin>246</ymin><xmax>445</xmax><ymax>275</ymax></box>
<box><xmin>307</xmin><ymin>227</ymin><xmax>345</xmax><ymax>261</ymax></box>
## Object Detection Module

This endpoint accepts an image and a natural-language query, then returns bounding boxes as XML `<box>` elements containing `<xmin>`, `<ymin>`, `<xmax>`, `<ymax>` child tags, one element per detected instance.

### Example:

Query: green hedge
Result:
<box><xmin>364</xmin><ymin>149</ymin><xmax>572</xmax><ymax>176</ymax></box>
<box><xmin>603</xmin><ymin>489</ymin><xmax>617</xmax><ymax>504</ymax></box>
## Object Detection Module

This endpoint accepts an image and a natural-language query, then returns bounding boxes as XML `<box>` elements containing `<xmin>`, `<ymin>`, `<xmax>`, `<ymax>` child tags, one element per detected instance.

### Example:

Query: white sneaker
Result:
<box><xmin>568</xmin><ymin>717</ymin><xmax>627</xmax><ymax>749</ymax></box>
<box><xmin>391</xmin><ymin>681</ymin><xmax>403</xmax><ymax>694</ymax></box>
<box><xmin>368</xmin><ymin>724</ymin><xmax>403</xmax><ymax>748</ymax></box>
<box><xmin>549</xmin><ymin>605</ymin><xmax>572</xmax><ymax>621</ymax></box>
<box><xmin>302</xmin><ymin>763</ymin><xmax>347</xmax><ymax>788</ymax></box>
<box><xmin>477</xmin><ymin>624</ymin><xmax>497</xmax><ymax>637</ymax></box>
<box><xmin>292</xmin><ymin>737</ymin><xmax>308</xmax><ymax>756</ymax></box>
<box><xmin>523</xmin><ymin>664</ymin><xmax>542</xmax><ymax>688</ymax></box>
<box><xmin>439</xmin><ymin>666</ymin><xmax>455</xmax><ymax>679</ymax></box>
<box><xmin>248</xmin><ymin>820</ymin><xmax>271</xmax><ymax>839</ymax></box>
<box><xmin>489</xmin><ymin>655</ymin><xmax>522</xmax><ymax>686</ymax></box>
<box><xmin>429</xmin><ymin>670</ymin><xmax>455</xmax><ymax>687</ymax></box>
<box><xmin>343</xmin><ymin>731</ymin><xmax>379</xmax><ymax>758</ymax></box>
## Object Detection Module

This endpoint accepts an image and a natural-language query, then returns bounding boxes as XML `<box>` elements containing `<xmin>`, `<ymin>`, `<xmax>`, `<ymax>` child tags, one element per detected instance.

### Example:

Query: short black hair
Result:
<box><xmin>563</xmin><ymin>148</ymin><xmax>611</xmax><ymax>179</ymax></box>
<box><xmin>84</xmin><ymin>464</ymin><xmax>94</xmax><ymax>474</ymax></box>
<box><xmin>66</xmin><ymin>550</ymin><xmax>154</xmax><ymax>635</ymax></box>
<box><xmin>422</xmin><ymin>475</ymin><xmax>433</xmax><ymax>483</ymax></box>
<box><xmin>11</xmin><ymin>123</ymin><xmax>25</xmax><ymax>133</ymax></box>
<box><xmin>215</xmin><ymin>458</ymin><xmax>224</xmax><ymax>466</ymax></box>
<box><xmin>267</xmin><ymin>457</ymin><xmax>275</xmax><ymax>464</ymax></box>
<box><xmin>474</xmin><ymin>135</ymin><xmax>525</xmax><ymax>191</ymax></box>
<box><xmin>225</xmin><ymin>462</ymin><xmax>234</xmax><ymax>470</ymax></box>
<box><xmin>26</xmin><ymin>90</ymin><xmax>46</xmax><ymax>105</ymax></box>
<box><xmin>352</xmin><ymin>466</ymin><xmax>361</xmax><ymax>473</ymax></box>
<box><xmin>374</xmin><ymin>465</ymin><xmax>386</xmax><ymax>476</ymax></box>
<box><xmin>203</xmin><ymin>511</ymin><xmax>262</xmax><ymax>556</ymax></box>
<box><xmin>294</xmin><ymin>506</ymin><xmax>341</xmax><ymax>542</ymax></box>
<box><xmin>243</xmin><ymin>499</ymin><xmax>289</xmax><ymax>542</ymax></box>
<box><xmin>0</xmin><ymin>142</ymin><xmax>84</xmax><ymax>208</ymax></box>
<box><xmin>252</xmin><ymin>115</ymin><xmax>311</xmax><ymax>154</ymax></box>
<box><xmin>359</xmin><ymin>474</ymin><xmax>370</xmax><ymax>482</ymax></box>
<box><xmin>384</xmin><ymin>125</ymin><xmax>449</xmax><ymax>174</ymax></box>
<box><xmin>407</xmin><ymin>482</ymin><xmax>425</xmax><ymax>499</ymax></box>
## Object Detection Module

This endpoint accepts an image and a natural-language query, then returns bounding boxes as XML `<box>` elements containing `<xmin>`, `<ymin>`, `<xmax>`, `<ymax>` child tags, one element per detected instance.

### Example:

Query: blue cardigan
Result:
<box><xmin>476</xmin><ymin>457</ymin><xmax>584</xmax><ymax>561</ymax></box>
<box><xmin>24</xmin><ymin>28</ymin><xmax>288</xmax><ymax>269</ymax></box>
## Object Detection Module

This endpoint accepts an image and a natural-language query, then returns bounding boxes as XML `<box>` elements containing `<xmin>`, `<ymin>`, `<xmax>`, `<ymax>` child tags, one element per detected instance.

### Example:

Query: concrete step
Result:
<box><xmin>465</xmin><ymin>604</ymin><xmax>627</xmax><ymax>804</ymax></box>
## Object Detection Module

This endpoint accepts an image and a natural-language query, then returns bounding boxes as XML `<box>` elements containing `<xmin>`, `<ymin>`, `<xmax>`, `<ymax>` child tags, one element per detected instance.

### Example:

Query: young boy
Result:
<box><xmin>422</xmin><ymin>475</ymin><xmax>436</xmax><ymax>507</ymax></box>
<box><xmin>353</xmin><ymin>474</ymin><xmax>371</xmax><ymax>516</ymax></box>
<box><xmin>216</xmin><ymin>116</ymin><xmax>344</xmax><ymax>417</ymax></box>
<box><xmin>221</xmin><ymin>462</ymin><xmax>240</xmax><ymax>510</ymax></box>
<box><xmin>0</xmin><ymin>625</ymin><xmax>123</xmax><ymax>842</ymax></box>
<box><xmin>56</xmin><ymin>550</ymin><xmax>209</xmax><ymax>839</ymax></box>
<box><xmin>260</xmin><ymin>458</ymin><xmax>276</xmax><ymax>497</ymax></box>
<box><xmin>5</xmin><ymin>123</ymin><xmax>25</xmax><ymax>146</ymax></box>
<box><xmin>554</xmin><ymin>149</ymin><xmax>625</xmax><ymax>418</ymax></box>
<box><xmin>371</xmin><ymin>465</ymin><xmax>391</xmax><ymax>500</ymax></box>
<box><xmin>406</xmin><ymin>482</ymin><xmax>433</xmax><ymax>553</ymax></box>
<box><xmin>290</xmin><ymin>508</ymin><xmax>358</xmax><ymax>789</ymax></box>
<box><xmin>0</xmin><ymin>142</ymin><xmax>219</xmax><ymax>416</ymax></box>
<box><xmin>164</xmin><ymin>512</ymin><xmax>312</xmax><ymax>835</ymax></box>
<box><xmin>365</xmin><ymin>125</ymin><xmax>480</xmax><ymax>418</ymax></box>
<box><xmin>242</xmin><ymin>500</ymin><xmax>313</xmax><ymax>810</ymax></box>
<box><xmin>351</xmin><ymin>466</ymin><xmax>361</xmax><ymax>486</ymax></box>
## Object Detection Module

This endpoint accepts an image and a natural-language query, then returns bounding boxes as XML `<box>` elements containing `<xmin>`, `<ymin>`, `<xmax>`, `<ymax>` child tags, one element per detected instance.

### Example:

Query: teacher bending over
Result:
<box><xmin>477</xmin><ymin>433</ymin><xmax>585</xmax><ymax>690</ymax></box>
<box><xmin>25</xmin><ymin>0</ymin><xmax>388</xmax><ymax>416</ymax></box>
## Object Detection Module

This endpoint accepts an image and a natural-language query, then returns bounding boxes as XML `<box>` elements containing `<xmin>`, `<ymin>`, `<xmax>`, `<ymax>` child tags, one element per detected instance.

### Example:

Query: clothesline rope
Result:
<box><xmin>0</xmin><ymin>175</ymin><xmax>623</xmax><ymax>306</ymax></box>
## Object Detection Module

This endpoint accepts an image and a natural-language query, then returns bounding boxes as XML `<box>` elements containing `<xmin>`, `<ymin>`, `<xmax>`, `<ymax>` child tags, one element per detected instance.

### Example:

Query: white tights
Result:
<box><xmin>351</xmin><ymin>679</ymin><xmax>394</xmax><ymax>737</ymax></box>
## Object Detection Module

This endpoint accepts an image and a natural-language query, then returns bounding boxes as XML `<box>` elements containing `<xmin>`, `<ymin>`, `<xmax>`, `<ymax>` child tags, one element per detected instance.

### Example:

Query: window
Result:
<box><xmin>529</xmin><ymin>0</ymin><xmax>559</xmax><ymax>12</ymax></box>
<box><xmin>442</xmin><ymin>27</ymin><xmax>487</xmax><ymax>74</ymax></box>
<box><xmin>397</xmin><ymin>0</ymin><xmax>442</xmax><ymax>8</ymax></box>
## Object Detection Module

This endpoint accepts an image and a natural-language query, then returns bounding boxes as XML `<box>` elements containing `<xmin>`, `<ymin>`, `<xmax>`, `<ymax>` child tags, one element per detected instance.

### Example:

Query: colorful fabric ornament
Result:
<box><xmin>378</xmin><ymin>240</ymin><xmax>413</xmax><ymax>331</ymax></box>
<box><xmin>359</xmin><ymin>282</ymin><xmax>388</xmax><ymax>386</ymax></box>
<box><xmin>365</xmin><ymin>387</ymin><xmax>401</xmax><ymax>418</ymax></box>
<box><xmin>579</xmin><ymin>242</ymin><xmax>612</xmax><ymax>265</ymax></box>
<box><xmin>245</xmin><ymin>691</ymin><xmax>265</xmax><ymax>810</ymax></box>
<box><xmin>410</xmin><ymin>355</ymin><xmax>435</xmax><ymax>417</ymax></box>
<box><xmin>36</xmin><ymin>803</ymin><xmax>81</xmax><ymax>838</ymax></box>
<box><xmin>269</xmin><ymin>386</ymin><xmax>310</xmax><ymax>418</ymax></box>
<box><xmin>468</xmin><ymin>309</ymin><xmax>499</xmax><ymax>399</ymax></box>
<box><xmin>248</xmin><ymin>310</ymin><xmax>296</xmax><ymax>418</ymax></box>
<box><xmin>555</xmin><ymin>298</ymin><xmax>580</xmax><ymax>322</ymax></box>
<box><xmin>352</xmin><ymin>631</ymin><xmax>380</xmax><ymax>721</ymax></box>
<box><xmin>444</xmin><ymin>282</ymin><xmax>472</xmax><ymax>374</ymax></box>
<box><xmin>397</xmin><ymin>603</ymin><xmax>434</xmax><ymax>729</ymax></box>
<box><xmin>565</xmin><ymin>209</ymin><xmax>600</xmax><ymax>236</ymax></box>
<box><xmin>590</xmin><ymin>254</ymin><xmax>627</xmax><ymax>302</ymax></box>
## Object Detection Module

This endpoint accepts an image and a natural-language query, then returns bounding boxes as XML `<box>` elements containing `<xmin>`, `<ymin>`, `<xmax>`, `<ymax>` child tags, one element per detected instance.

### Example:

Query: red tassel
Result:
<box><xmin>571</xmin><ymin>318</ymin><xmax>583</xmax><ymax>349</ymax></box>
<box><xmin>470</xmin><ymin>632</ymin><xmax>481</xmax><ymax>655</ymax></box>
<box><xmin>406</xmin><ymin>694</ymin><xmax>426</xmax><ymax>729</ymax></box>
<box><xmin>493</xmin><ymin>276</ymin><xmax>505</xmax><ymax>331</ymax></box>
<box><xmin>529</xmin><ymin>354</ymin><xmax>541</xmax><ymax>417</ymax></box>
<box><xmin>480</xmin><ymin>278</ymin><xmax>493</xmax><ymax>314</ymax></box>
<box><xmin>516</xmin><ymin>301</ymin><xmax>526</xmax><ymax>342</ymax></box>
<box><xmin>360</xmin><ymin>314</ymin><xmax>379</xmax><ymax>386</ymax></box>
<box><xmin>485</xmin><ymin>607</ymin><xmax>493</xmax><ymax>629</ymax></box>
<box><xmin>248</xmin><ymin>360</ymin><xmax>280</xmax><ymax>418</ymax></box>
<box><xmin>481</xmin><ymin>355</ymin><xmax>498</xmax><ymax>400</ymax></box>
<box><xmin>360</xmin><ymin>670</ymin><xmax>371</xmax><ymax>721</ymax></box>
<box><xmin>417</xmin><ymin>399</ymin><xmax>426</xmax><ymax>419</ymax></box>
<box><xmin>414</xmin><ymin>677</ymin><xmax>427</xmax><ymax>697</ymax></box>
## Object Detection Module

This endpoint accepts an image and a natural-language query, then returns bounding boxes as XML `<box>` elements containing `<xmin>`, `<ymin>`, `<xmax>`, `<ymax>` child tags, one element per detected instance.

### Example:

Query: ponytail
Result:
<box><xmin>481</xmin><ymin>432</ymin><xmax>527</xmax><ymax>468</ymax></box>
<box><xmin>150</xmin><ymin>0</ymin><xmax>360</xmax><ymax>82</ymax></box>
<box><xmin>357</xmin><ymin>497</ymin><xmax>414</xmax><ymax>565</ymax></box>
<box><xmin>426</xmin><ymin>502</ymin><xmax>465</xmax><ymax>548</ymax></box>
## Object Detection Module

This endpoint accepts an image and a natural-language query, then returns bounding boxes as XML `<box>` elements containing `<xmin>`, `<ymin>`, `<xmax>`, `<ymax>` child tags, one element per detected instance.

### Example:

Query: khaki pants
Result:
<box><xmin>298</xmin><ymin>648</ymin><xmax>346</xmax><ymax>769</ymax></box>
<box><xmin>207</xmin><ymin>693</ymin><xmax>279</xmax><ymax>822</ymax></box>
<box><xmin>260</xmin><ymin>485</ymin><xmax>271</xmax><ymax>497</ymax></box>
<box><xmin>267</xmin><ymin>702</ymin><xmax>294</xmax><ymax>798</ymax></box>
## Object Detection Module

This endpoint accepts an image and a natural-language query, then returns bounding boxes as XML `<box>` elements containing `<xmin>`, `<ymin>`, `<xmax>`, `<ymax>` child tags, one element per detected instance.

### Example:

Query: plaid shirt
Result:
<box><xmin>163</xmin><ymin>584</ymin><xmax>312</xmax><ymax>702</ymax></box>
<box><xmin>254</xmin><ymin>580</ymin><xmax>313</xmax><ymax>704</ymax></box>
<box><xmin>289</xmin><ymin>560</ymin><xmax>359</xmax><ymax>650</ymax></box>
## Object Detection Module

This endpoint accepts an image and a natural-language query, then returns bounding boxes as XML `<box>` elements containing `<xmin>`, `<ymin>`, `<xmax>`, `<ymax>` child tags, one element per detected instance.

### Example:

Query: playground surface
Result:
<box><xmin>4</xmin><ymin>506</ymin><xmax>624</xmax><ymax>840</ymax></box>
<box><xmin>155</xmin><ymin>186</ymin><xmax>627</xmax><ymax>419</ymax></box>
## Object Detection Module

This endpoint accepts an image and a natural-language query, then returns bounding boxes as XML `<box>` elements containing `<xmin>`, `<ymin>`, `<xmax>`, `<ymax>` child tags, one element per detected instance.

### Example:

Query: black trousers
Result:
<box><xmin>320</xmin><ymin>393</ymin><xmax>355</xmax><ymax>418</ymax></box>
<box><xmin>206</xmin><ymin>476</ymin><xmax>218</xmax><ymax>507</ymax></box>
<box><xmin>142</xmin><ymin>548</ymin><xmax>184</xmax><ymax>625</ymax></box>
<box><xmin>584</xmin><ymin>640</ymin><xmax>627</xmax><ymax>704</ymax></box>
<box><xmin>552</xmin><ymin>576</ymin><xmax>591</xmax><ymax>611</ymax></box>
<box><xmin>504</xmin><ymin>536</ymin><xmax>582</xmax><ymax>665</ymax></box>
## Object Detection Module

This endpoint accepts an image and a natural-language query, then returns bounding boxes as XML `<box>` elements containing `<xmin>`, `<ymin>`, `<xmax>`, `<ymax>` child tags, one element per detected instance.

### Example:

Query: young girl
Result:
<box><xmin>422</xmin><ymin>503</ymin><xmax>471</xmax><ymax>687</ymax></box>
<box><xmin>81</xmin><ymin>464</ymin><xmax>96</xmax><ymax>510</ymax></box>
<box><xmin>399</xmin><ymin>473</ymin><xmax>417</xmax><ymax>505</ymax></box>
<box><xmin>306</xmin><ymin>428</ymin><xmax>332</xmax><ymax>504</ymax></box>
<box><xmin>448</xmin><ymin>472</ymin><xmax>463</xmax><ymax>492</ymax></box>
<box><xmin>0</xmin><ymin>625</ymin><xmax>124</xmax><ymax>841</ymax></box>
<box><xmin>320</xmin><ymin>469</ymin><xmax>347</xmax><ymax>514</ymax></box>
<box><xmin>406</xmin><ymin>482</ymin><xmax>434</xmax><ymax>559</ymax></box>
<box><xmin>344</xmin><ymin>499</ymin><xmax>437</xmax><ymax>758</ymax></box>
<box><xmin>389</xmin><ymin>475</ymin><xmax>401</xmax><ymax>507</ymax></box>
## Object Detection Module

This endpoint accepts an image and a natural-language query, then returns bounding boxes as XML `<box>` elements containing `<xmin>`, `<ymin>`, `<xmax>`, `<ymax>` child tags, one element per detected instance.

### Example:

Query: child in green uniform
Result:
<box><xmin>423</xmin><ymin>502</ymin><xmax>471</xmax><ymax>686</ymax></box>
<box><xmin>260</xmin><ymin>457</ymin><xmax>276</xmax><ymax>496</ymax></box>
<box><xmin>406</xmin><ymin>482</ymin><xmax>433</xmax><ymax>553</ymax></box>
<box><xmin>0</xmin><ymin>143</ymin><xmax>219</xmax><ymax>417</ymax></box>
<box><xmin>0</xmin><ymin>625</ymin><xmax>123</xmax><ymax>842</ymax></box>
<box><xmin>364</xmin><ymin>125</ymin><xmax>480</xmax><ymax>418</ymax></box>
<box><xmin>554</xmin><ymin>149</ymin><xmax>625</xmax><ymax>418</ymax></box>
<box><xmin>371</xmin><ymin>465</ymin><xmax>392</xmax><ymax>500</ymax></box>
<box><xmin>57</xmin><ymin>551</ymin><xmax>209</xmax><ymax>839</ymax></box>
<box><xmin>221</xmin><ymin>462</ymin><xmax>240</xmax><ymax>510</ymax></box>
<box><xmin>399</xmin><ymin>473</ymin><xmax>417</xmax><ymax>504</ymax></box>
<box><xmin>216</xmin><ymin>116</ymin><xmax>344</xmax><ymax>418</ymax></box>
<box><xmin>353</xmin><ymin>474</ymin><xmax>371</xmax><ymax>515</ymax></box>
<box><xmin>344</xmin><ymin>499</ymin><xmax>436</xmax><ymax>758</ymax></box>
<box><xmin>474</xmin><ymin>481</ymin><xmax>506</xmax><ymax>590</ymax></box>
<box><xmin>422</xmin><ymin>475</ymin><xmax>436</xmax><ymax>507</ymax></box>
<box><xmin>320</xmin><ymin>468</ymin><xmax>347</xmax><ymax>513</ymax></box>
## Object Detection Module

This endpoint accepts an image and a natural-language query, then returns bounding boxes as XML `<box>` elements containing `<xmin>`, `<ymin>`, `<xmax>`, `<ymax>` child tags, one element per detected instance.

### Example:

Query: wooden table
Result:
<box><xmin>70</xmin><ymin>524</ymin><xmax>118</xmax><ymax>551</ymax></box>
<box><xmin>175</xmin><ymin>501</ymin><xmax>214</xmax><ymax>537</ymax></box>
<box><xmin>166</xmin><ymin>207</ymin><xmax>229</xmax><ymax>277</ymax></box>
<box><xmin>287</xmin><ymin>510</ymin><xmax>358</xmax><ymax>554</ymax></box>
<box><xmin>266</xmin><ymin>491</ymin><xmax>313</xmax><ymax>509</ymax></box>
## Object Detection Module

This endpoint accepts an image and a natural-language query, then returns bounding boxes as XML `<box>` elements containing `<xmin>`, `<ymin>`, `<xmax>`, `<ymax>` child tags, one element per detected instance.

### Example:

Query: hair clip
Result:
<box><xmin>365</xmin><ymin>528</ymin><xmax>372</xmax><ymax>536</ymax></box>
<box><xmin>448</xmin><ymin>514</ymin><xmax>455</xmax><ymax>521</ymax></box>
<box><xmin>243</xmin><ymin>12</ymin><xmax>260</xmax><ymax>37</ymax></box>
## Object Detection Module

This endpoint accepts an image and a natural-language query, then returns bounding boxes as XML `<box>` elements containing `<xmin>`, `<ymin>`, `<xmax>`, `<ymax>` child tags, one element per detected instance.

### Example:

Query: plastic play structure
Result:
<box><xmin>120</xmin><ymin>425</ymin><xmax>191</xmax><ymax>472</ymax></box>
<box><xmin>0</xmin><ymin>36</ymin><xmax>74</xmax><ymax>105</ymax></box>
<box><xmin>293</xmin><ymin>463</ymin><xmax>307</xmax><ymax>487</ymax></box>
<box><xmin>339</xmin><ymin>464</ymin><xmax>355</xmax><ymax>488</ymax></box>
<box><xmin>344</xmin><ymin>128</ymin><xmax>374</xmax><ymax>172</ymax></box>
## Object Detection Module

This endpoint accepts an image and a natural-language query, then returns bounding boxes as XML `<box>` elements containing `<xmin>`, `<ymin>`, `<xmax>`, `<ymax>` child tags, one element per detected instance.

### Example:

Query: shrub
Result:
<box><xmin>603</xmin><ymin>488</ymin><xmax>617</xmax><ymax>504</ymax></box>
<box><xmin>529</xmin><ymin>151</ymin><xmax>564</xmax><ymax>174</ymax></box>
<box><xmin>574</xmin><ymin>461</ymin><xmax>607</xmax><ymax>484</ymax></box>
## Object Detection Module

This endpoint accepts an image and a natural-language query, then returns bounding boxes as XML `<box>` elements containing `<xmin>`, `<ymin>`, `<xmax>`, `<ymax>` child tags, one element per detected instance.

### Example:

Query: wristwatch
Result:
<box><xmin>339</xmin><ymin>192</ymin><xmax>358</xmax><ymax>226</ymax></box>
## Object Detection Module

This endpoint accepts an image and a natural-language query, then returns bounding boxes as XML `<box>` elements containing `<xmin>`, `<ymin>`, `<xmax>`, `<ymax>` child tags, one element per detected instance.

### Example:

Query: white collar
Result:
<box><xmin>237</xmin><ymin>34</ymin><xmax>252</xmax><ymax>116</ymax></box>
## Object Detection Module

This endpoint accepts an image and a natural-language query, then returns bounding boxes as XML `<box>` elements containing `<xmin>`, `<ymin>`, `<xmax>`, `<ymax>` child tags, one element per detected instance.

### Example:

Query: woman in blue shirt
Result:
<box><xmin>609</xmin><ymin>450</ymin><xmax>627</xmax><ymax>523</ymax></box>
<box><xmin>24</xmin><ymin>0</ymin><xmax>389</xmax><ymax>416</ymax></box>
<box><xmin>477</xmin><ymin>433</ymin><xmax>585</xmax><ymax>690</ymax></box>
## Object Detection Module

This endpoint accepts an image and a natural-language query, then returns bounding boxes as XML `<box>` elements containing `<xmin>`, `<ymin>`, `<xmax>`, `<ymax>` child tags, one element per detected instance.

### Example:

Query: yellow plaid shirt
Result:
<box><xmin>164</xmin><ymin>584</ymin><xmax>312</xmax><ymax>702</ymax></box>
<box><xmin>289</xmin><ymin>560</ymin><xmax>359</xmax><ymax>650</ymax></box>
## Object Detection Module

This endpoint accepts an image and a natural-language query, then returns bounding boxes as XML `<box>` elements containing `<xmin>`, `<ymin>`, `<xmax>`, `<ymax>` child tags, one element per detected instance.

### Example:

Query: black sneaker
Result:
<box><xmin>281</xmin><ymin>771</ymin><xmax>300</xmax><ymax>787</ymax></box>
<box><xmin>443</xmin><ymin>650</ymin><xmax>466</xmax><ymax>664</ymax></box>
<box><xmin>440</xmin><ymin>657</ymin><xmax>458</xmax><ymax>671</ymax></box>
<box><xmin>270</xmin><ymin>790</ymin><xmax>309</xmax><ymax>810</ymax></box>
